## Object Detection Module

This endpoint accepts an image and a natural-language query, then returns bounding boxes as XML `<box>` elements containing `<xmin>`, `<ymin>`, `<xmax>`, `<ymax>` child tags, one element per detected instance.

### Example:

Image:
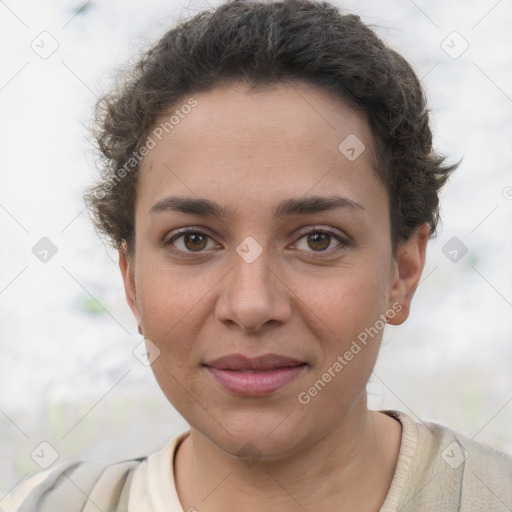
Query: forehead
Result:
<box><xmin>147</xmin><ymin>81</ymin><xmax>374</xmax><ymax>158</ymax></box>
<box><xmin>136</xmin><ymin>81</ymin><xmax>385</xmax><ymax>222</ymax></box>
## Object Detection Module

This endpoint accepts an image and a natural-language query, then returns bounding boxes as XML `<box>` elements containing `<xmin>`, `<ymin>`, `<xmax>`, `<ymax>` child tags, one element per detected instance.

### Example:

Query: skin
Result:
<box><xmin>119</xmin><ymin>81</ymin><xmax>429</xmax><ymax>511</ymax></box>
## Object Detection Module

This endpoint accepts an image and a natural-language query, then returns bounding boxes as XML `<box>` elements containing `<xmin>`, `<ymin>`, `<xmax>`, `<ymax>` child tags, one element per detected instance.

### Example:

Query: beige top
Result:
<box><xmin>126</xmin><ymin>410</ymin><xmax>512</xmax><ymax>511</ymax></box>
<box><xmin>3</xmin><ymin>410</ymin><xmax>512</xmax><ymax>511</ymax></box>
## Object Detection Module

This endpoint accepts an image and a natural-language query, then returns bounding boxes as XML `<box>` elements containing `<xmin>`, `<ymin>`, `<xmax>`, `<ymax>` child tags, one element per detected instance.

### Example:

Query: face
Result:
<box><xmin>120</xmin><ymin>81</ymin><xmax>428</xmax><ymax>460</ymax></box>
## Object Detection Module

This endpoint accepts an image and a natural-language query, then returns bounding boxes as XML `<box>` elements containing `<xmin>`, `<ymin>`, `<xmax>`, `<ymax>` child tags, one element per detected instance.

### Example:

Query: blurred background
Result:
<box><xmin>1</xmin><ymin>0</ymin><xmax>511</xmax><ymax>498</ymax></box>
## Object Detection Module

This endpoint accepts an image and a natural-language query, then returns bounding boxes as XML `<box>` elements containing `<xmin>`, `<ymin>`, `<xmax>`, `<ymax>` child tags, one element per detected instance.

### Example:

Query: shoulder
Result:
<box><xmin>389</xmin><ymin>410</ymin><xmax>512</xmax><ymax>511</ymax></box>
<box><xmin>424</xmin><ymin>417</ymin><xmax>512</xmax><ymax>508</ymax></box>
<box><xmin>1</xmin><ymin>430</ymin><xmax>191</xmax><ymax>512</ymax></box>
<box><xmin>419</xmin><ymin>414</ymin><xmax>512</xmax><ymax>475</ymax></box>
<box><xmin>1</xmin><ymin>456</ymin><xmax>145</xmax><ymax>512</ymax></box>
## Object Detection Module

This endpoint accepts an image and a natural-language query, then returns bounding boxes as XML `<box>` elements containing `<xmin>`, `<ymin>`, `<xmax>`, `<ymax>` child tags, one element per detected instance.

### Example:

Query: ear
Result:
<box><xmin>387</xmin><ymin>223</ymin><xmax>430</xmax><ymax>325</ymax></box>
<box><xmin>118</xmin><ymin>241</ymin><xmax>143</xmax><ymax>331</ymax></box>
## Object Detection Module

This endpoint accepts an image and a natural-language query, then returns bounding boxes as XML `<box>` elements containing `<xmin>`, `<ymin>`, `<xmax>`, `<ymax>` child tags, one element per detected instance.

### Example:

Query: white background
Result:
<box><xmin>1</xmin><ymin>0</ymin><xmax>511</xmax><ymax>496</ymax></box>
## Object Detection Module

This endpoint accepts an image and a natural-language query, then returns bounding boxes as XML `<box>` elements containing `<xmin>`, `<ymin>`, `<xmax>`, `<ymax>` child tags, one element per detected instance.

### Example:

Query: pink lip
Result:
<box><xmin>205</xmin><ymin>365</ymin><xmax>307</xmax><ymax>396</ymax></box>
<box><xmin>203</xmin><ymin>353</ymin><xmax>307</xmax><ymax>396</ymax></box>
<box><xmin>204</xmin><ymin>353</ymin><xmax>304</xmax><ymax>371</ymax></box>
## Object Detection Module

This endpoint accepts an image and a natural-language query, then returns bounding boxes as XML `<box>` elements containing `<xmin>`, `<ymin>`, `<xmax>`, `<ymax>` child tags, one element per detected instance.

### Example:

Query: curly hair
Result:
<box><xmin>84</xmin><ymin>0</ymin><xmax>458</xmax><ymax>257</ymax></box>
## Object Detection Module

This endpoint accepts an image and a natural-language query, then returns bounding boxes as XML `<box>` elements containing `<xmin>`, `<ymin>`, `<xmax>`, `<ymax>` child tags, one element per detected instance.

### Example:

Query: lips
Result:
<box><xmin>204</xmin><ymin>353</ymin><xmax>305</xmax><ymax>371</ymax></box>
<box><xmin>203</xmin><ymin>353</ymin><xmax>307</xmax><ymax>396</ymax></box>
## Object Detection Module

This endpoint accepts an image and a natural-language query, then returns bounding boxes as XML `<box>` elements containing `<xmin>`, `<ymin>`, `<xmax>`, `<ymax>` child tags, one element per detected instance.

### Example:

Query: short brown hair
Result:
<box><xmin>84</xmin><ymin>0</ymin><xmax>458</xmax><ymax>257</ymax></box>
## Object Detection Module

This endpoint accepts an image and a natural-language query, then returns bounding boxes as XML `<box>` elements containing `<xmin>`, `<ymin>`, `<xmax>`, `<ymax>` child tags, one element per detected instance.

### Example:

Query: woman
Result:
<box><xmin>7</xmin><ymin>0</ymin><xmax>512</xmax><ymax>510</ymax></box>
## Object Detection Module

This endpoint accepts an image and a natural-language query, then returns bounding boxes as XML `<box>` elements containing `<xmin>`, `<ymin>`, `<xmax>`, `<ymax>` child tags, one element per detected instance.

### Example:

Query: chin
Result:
<box><xmin>192</xmin><ymin>406</ymin><xmax>315</xmax><ymax>462</ymax></box>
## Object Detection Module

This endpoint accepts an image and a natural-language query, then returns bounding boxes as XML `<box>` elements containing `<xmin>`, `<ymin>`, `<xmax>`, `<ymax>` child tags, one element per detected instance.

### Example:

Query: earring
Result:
<box><xmin>138</xmin><ymin>324</ymin><xmax>144</xmax><ymax>335</ymax></box>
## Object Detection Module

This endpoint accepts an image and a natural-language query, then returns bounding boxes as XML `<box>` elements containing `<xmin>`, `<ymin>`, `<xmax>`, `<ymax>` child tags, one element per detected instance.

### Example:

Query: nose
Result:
<box><xmin>215</xmin><ymin>241</ymin><xmax>292</xmax><ymax>333</ymax></box>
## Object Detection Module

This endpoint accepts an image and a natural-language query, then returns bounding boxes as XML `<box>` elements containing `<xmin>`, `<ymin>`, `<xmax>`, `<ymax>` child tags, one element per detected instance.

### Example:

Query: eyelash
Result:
<box><xmin>163</xmin><ymin>226</ymin><xmax>350</xmax><ymax>260</ymax></box>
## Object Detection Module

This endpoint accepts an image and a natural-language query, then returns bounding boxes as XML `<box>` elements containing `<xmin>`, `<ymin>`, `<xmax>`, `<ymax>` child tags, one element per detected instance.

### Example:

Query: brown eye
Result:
<box><xmin>183</xmin><ymin>232</ymin><xmax>208</xmax><ymax>251</ymax></box>
<box><xmin>307</xmin><ymin>232</ymin><xmax>331</xmax><ymax>251</ymax></box>
<box><xmin>294</xmin><ymin>228</ymin><xmax>349</xmax><ymax>257</ymax></box>
<box><xmin>166</xmin><ymin>229</ymin><xmax>217</xmax><ymax>255</ymax></box>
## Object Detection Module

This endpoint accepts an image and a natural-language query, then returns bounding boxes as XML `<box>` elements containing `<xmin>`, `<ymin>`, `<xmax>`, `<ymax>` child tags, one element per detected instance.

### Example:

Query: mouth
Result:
<box><xmin>204</xmin><ymin>353</ymin><xmax>306</xmax><ymax>371</ymax></box>
<box><xmin>203</xmin><ymin>353</ymin><xmax>308</xmax><ymax>396</ymax></box>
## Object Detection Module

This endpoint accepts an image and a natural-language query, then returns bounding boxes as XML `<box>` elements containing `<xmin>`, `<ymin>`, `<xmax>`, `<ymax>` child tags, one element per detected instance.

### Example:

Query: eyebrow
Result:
<box><xmin>149</xmin><ymin>195</ymin><xmax>365</xmax><ymax>218</ymax></box>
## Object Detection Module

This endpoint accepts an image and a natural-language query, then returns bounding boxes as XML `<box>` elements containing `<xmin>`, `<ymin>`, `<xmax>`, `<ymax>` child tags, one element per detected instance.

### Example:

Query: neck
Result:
<box><xmin>174</xmin><ymin>400</ymin><xmax>402</xmax><ymax>512</ymax></box>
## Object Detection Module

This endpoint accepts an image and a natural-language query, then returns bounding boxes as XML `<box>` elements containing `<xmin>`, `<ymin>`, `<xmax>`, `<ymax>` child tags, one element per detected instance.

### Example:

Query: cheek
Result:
<box><xmin>301</xmin><ymin>260</ymin><xmax>389</xmax><ymax>334</ymax></box>
<box><xmin>297</xmin><ymin>258</ymin><xmax>390</xmax><ymax>384</ymax></box>
<box><xmin>134</xmin><ymin>256</ymin><xmax>200</xmax><ymax>360</ymax></box>
<box><xmin>136</xmin><ymin>250</ymin><xmax>199</xmax><ymax>322</ymax></box>
<box><xmin>149</xmin><ymin>355</ymin><xmax>205</xmax><ymax>425</ymax></box>
<box><xmin>136</xmin><ymin>260</ymin><xmax>208</xmax><ymax>414</ymax></box>
<box><xmin>296</xmin><ymin>286</ymin><xmax>386</xmax><ymax>413</ymax></box>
